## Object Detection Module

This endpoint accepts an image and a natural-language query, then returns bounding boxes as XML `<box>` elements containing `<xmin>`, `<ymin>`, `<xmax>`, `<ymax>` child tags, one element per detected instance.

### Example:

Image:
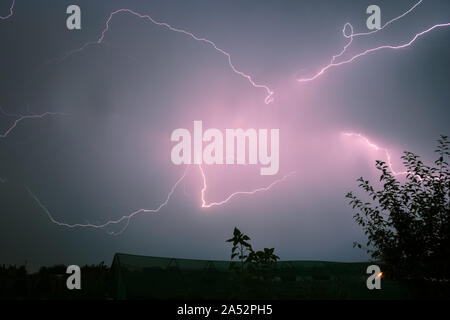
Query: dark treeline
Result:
<box><xmin>0</xmin><ymin>263</ymin><xmax>110</xmax><ymax>299</ymax></box>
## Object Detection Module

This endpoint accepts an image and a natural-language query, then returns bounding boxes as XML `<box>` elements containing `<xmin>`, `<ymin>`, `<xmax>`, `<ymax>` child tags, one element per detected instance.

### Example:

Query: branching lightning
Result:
<box><xmin>342</xmin><ymin>132</ymin><xmax>407</xmax><ymax>176</ymax></box>
<box><xmin>28</xmin><ymin>165</ymin><xmax>296</xmax><ymax>234</ymax></box>
<box><xmin>0</xmin><ymin>106</ymin><xmax>67</xmax><ymax>184</ymax></box>
<box><xmin>348</xmin><ymin>0</ymin><xmax>423</xmax><ymax>38</ymax></box>
<box><xmin>55</xmin><ymin>8</ymin><xmax>274</xmax><ymax>104</ymax></box>
<box><xmin>298</xmin><ymin>1</ymin><xmax>450</xmax><ymax>82</ymax></box>
<box><xmin>3</xmin><ymin>1</ymin><xmax>447</xmax><ymax>234</ymax></box>
<box><xmin>27</xmin><ymin>168</ymin><xmax>188</xmax><ymax>235</ymax></box>
<box><xmin>328</xmin><ymin>0</ymin><xmax>423</xmax><ymax>65</ymax></box>
<box><xmin>199</xmin><ymin>165</ymin><xmax>296</xmax><ymax>208</ymax></box>
<box><xmin>0</xmin><ymin>106</ymin><xmax>67</xmax><ymax>139</ymax></box>
<box><xmin>0</xmin><ymin>0</ymin><xmax>14</xmax><ymax>20</ymax></box>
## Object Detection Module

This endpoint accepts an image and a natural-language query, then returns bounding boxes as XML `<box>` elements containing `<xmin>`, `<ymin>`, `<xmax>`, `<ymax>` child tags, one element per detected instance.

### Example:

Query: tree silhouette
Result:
<box><xmin>347</xmin><ymin>135</ymin><xmax>450</xmax><ymax>281</ymax></box>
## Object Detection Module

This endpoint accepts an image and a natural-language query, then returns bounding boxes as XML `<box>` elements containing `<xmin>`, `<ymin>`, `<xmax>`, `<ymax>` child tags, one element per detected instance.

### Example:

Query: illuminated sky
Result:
<box><xmin>0</xmin><ymin>0</ymin><xmax>449</xmax><ymax>270</ymax></box>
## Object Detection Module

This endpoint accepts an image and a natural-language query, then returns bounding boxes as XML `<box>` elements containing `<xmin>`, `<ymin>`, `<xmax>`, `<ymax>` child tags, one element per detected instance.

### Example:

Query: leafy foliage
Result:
<box><xmin>226</xmin><ymin>227</ymin><xmax>279</xmax><ymax>298</ymax></box>
<box><xmin>347</xmin><ymin>135</ymin><xmax>450</xmax><ymax>281</ymax></box>
<box><xmin>226</xmin><ymin>227</ymin><xmax>253</xmax><ymax>273</ymax></box>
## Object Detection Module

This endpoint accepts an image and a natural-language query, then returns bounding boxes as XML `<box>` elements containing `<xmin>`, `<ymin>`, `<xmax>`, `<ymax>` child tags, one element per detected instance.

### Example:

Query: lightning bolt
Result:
<box><xmin>27</xmin><ymin>167</ymin><xmax>188</xmax><ymax>235</ymax></box>
<box><xmin>28</xmin><ymin>165</ymin><xmax>296</xmax><ymax>234</ymax></box>
<box><xmin>348</xmin><ymin>0</ymin><xmax>423</xmax><ymax>38</ymax></box>
<box><xmin>0</xmin><ymin>0</ymin><xmax>14</xmax><ymax>20</ymax></box>
<box><xmin>342</xmin><ymin>132</ymin><xmax>407</xmax><ymax>176</ymax></box>
<box><xmin>199</xmin><ymin>165</ymin><xmax>296</xmax><ymax>208</ymax></box>
<box><xmin>329</xmin><ymin>0</ymin><xmax>423</xmax><ymax>65</ymax></box>
<box><xmin>298</xmin><ymin>1</ymin><xmax>450</xmax><ymax>82</ymax></box>
<box><xmin>0</xmin><ymin>106</ymin><xmax>67</xmax><ymax>184</ymax></box>
<box><xmin>3</xmin><ymin>2</ymin><xmax>444</xmax><ymax>234</ymax></box>
<box><xmin>0</xmin><ymin>106</ymin><xmax>67</xmax><ymax>139</ymax></box>
<box><xmin>54</xmin><ymin>8</ymin><xmax>274</xmax><ymax>104</ymax></box>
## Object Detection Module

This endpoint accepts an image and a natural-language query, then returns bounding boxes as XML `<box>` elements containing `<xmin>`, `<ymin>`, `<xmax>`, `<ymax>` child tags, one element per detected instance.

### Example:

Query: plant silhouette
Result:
<box><xmin>347</xmin><ymin>135</ymin><xmax>450</xmax><ymax>282</ymax></box>
<box><xmin>226</xmin><ymin>227</ymin><xmax>279</xmax><ymax>298</ymax></box>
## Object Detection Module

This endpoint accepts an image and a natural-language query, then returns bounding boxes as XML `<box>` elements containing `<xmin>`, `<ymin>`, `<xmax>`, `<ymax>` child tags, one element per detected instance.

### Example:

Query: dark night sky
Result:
<box><xmin>0</xmin><ymin>0</ymin><xmax>449</xmax><ymax>271</ymax></box>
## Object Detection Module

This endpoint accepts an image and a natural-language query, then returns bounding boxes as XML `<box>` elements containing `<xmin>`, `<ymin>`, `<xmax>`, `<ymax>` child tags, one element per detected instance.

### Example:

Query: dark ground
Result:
<box><xmin>1</xmin><ymin>260</ymin><xmax>449</xmax><ymax>300</ymax></box>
